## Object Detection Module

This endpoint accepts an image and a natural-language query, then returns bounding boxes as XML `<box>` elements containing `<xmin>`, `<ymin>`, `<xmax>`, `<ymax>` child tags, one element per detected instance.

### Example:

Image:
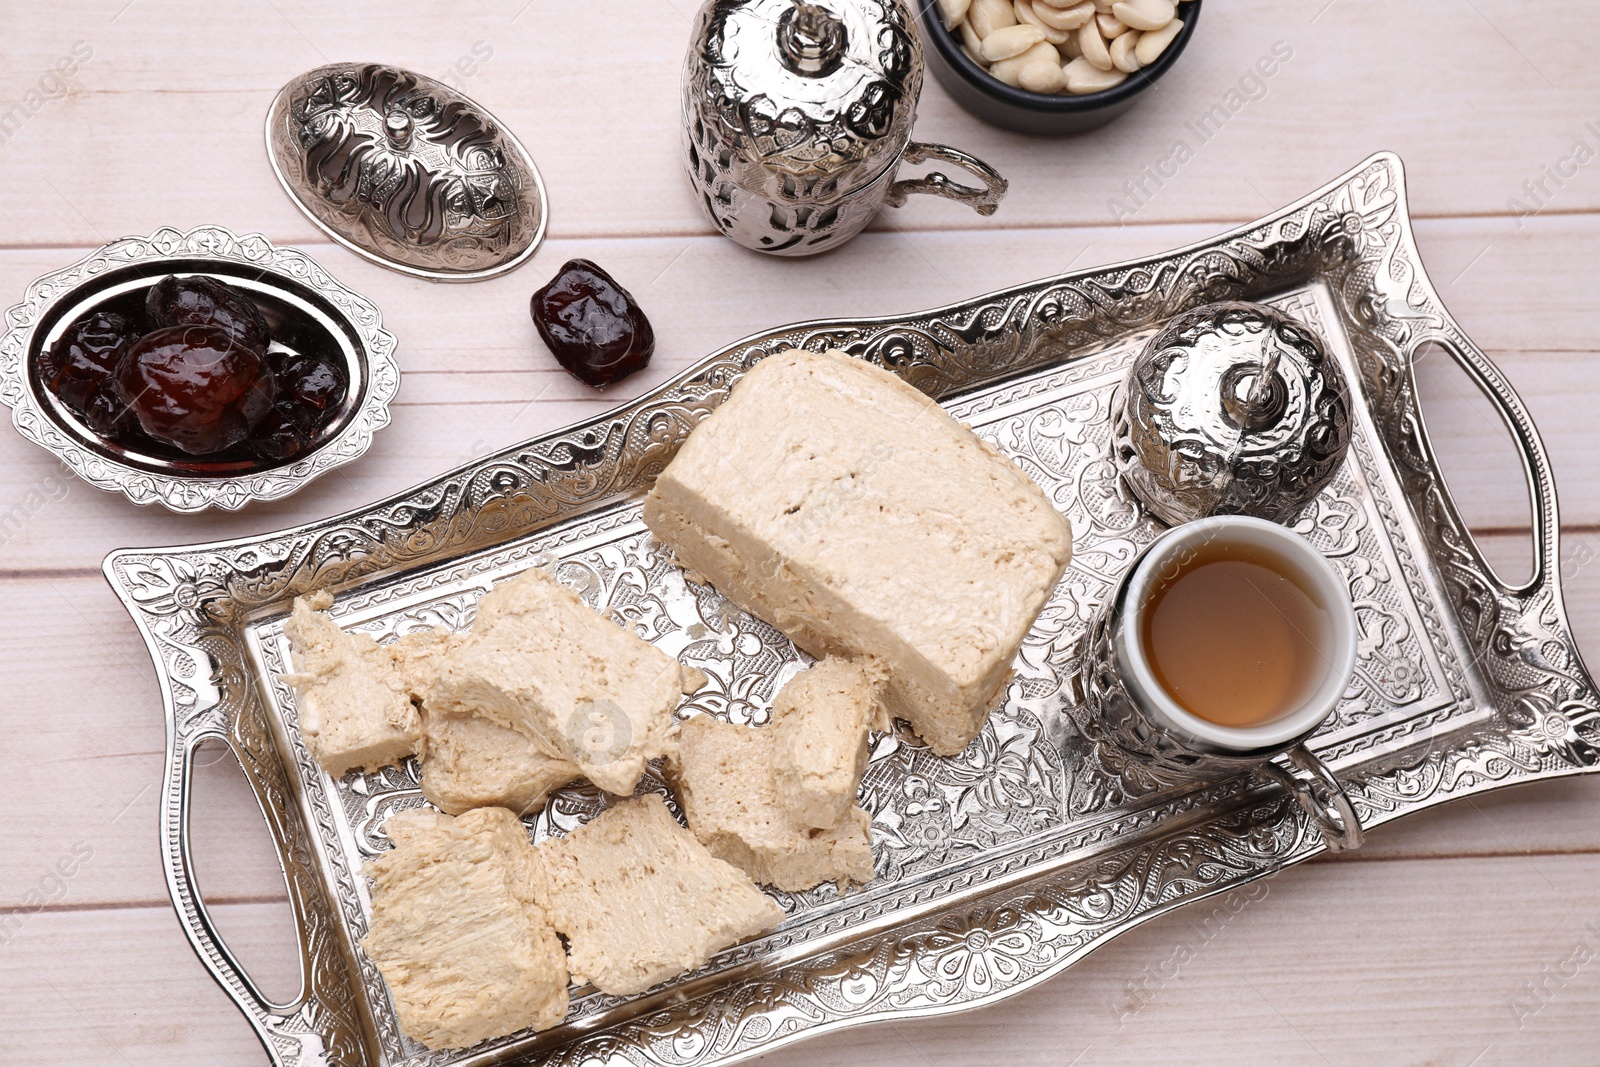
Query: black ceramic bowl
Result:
<box><xmin>918</xmin><ymin>1</ymin><xmax>1202</xmax><ymax>136</ymax></box>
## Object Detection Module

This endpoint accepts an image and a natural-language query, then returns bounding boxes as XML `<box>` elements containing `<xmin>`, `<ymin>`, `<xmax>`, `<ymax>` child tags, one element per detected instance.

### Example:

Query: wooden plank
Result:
<box><xmin>0</xmin><ymin>2</ymin><xmax>1597</xmax><ymax>249</ymax></box>
<box><xmin>7</xmin><ymin>854</ymin><xmax>1600</xmax><ymax>1066</ymax></box>
<box><xmin>0</xmin><ymin>214</ymin><xmax>1595</xmax><ymax>572</ymax></box>
<box><xmin>2</xmin><ymin>213</ymin><xmax>1591</xmax><ymax>381</ymax></box>
<box><xmin>0</xmin><ymin>902</ymin><xmax>297</xmax><ymax>1066</ymax></box>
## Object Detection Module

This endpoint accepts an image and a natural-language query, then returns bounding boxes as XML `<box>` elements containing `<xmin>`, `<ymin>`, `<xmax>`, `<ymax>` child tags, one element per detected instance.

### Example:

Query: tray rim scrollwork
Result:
<box><xmin>103</xmin><ymin>152</ymin><xmax>1600</xmax><ymax>1067</ymax></box>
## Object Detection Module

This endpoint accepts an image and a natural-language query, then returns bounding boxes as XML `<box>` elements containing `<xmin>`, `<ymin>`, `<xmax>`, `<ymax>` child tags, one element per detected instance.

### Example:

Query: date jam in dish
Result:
<box><xmin>250</xmin><ymin>352</ymin><xmax>351</xmax><ymax>461</ymax></box>
<box><xmin>146</xmin><ymin>275</ymin><xmax>270</xmax><ymax>351</ymax></box>
<box><xmin>530</xmin><ymin>259</ymin><xmax>655</xmax><ymax>388</ymax></box>
<box><xmin>41</xmin><ymin>274</ymin><xmax>352</xmax><ymax>465</ymax></box>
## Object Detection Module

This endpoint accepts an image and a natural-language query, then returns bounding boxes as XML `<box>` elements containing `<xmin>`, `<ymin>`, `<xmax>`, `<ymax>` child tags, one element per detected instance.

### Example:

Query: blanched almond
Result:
<box><xmin>1109</xmin><ymin>28</ymin><xmax>1142</xmax><ymax>71</ymax></box>
<box><xmin>987</xmin><ymin>58</ymin><xmax>1024</xmax><ymax>86</ymax></box>
<box><xmin>1034</xmin><ymin>0</ymin><xmax>1094</xmax><ymax>29</ymax></box>
<box><xmin>981</xmin><ymin>22</ymin><xmax>1047</xmax><ymax>60</ymax></box>
<box><xmin>1096</xmin><ymin>12</ymin><xmax>1129</xmax><ymax>37</ymax></box>
<box><xmin>990</xmin><ymin>40</ymin><xmax>1060</xmax><ymax>84</ymax></box>
<box><xmin>1133</xmin><ymin>16</ymin><xmax>1182</xmax><ymax>64</ymax></box>
<box><xmin>960</xmin><ymin>18</ymin><xmax>986</xmax><ymax>58</ymax></box>
<box><xmin>969</xmin><ymin>0</ymin><xmax>1018</xmax><ymax>38</ymax></box>
<box><xmin>1018</xmin><ymin>60</ymin><xmax>1068</xmax><ymax>93</ymax></box>
<box><xmin>1110</xmin><ymin>0</ymin><xmax>1174</xmax><ymax>31</ymax></box>
<box><xmin>939</xmin><ymin>0</ymin><xmax>971</xmax><ymax>28</ymax></box>
<box><xmin>1014</xmin><ymin>0</ymin><xmax>1073</xmax><ymax>44</ymax></box>
<box><xmin>1058</xmin><ymin>32</ymin><xmax>1082</xmax><ymax>59</ymax></box>
<box><xmin>1077</xmin><ymin>21</ymin><xmax>1113</xmax><ymax>70</ymax></box>
<box><xmin>1063</xmin><ymin>55</ymin><xmax>1129</xmax><ymax>92</ymax></box>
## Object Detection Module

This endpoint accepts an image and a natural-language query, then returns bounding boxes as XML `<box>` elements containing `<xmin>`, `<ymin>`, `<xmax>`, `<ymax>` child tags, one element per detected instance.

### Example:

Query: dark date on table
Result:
<box><xmin>41</xmin><ymin>275</ymin><xmax>350</xmax><ymax>463</ymax></box>
<box><xmin>530</xmin><ymin>259</ymin><xmax>655</xmax><ymax>388</ymax></box>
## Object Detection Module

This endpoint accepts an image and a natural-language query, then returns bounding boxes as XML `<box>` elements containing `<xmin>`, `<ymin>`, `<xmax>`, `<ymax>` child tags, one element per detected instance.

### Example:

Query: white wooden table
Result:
<box><xmin>2</xmin><ymin>2</ymin><xmax>1598</xmax><ymax>1064</ymax></box>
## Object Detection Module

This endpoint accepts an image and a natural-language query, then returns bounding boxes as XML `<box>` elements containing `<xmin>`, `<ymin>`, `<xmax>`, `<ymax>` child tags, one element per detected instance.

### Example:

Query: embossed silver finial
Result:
<box><xmin>382</xmin><ymin>109</ymin><xmax>413</xmax><ymax>148</ymax></box>
<box><xmin>1112</xmin><ymin>300</ymin><xmax>1353</xmax><ymax>526</ymax></box>
<box><xmin>1224</xmin><ymin>342</ymin><xmax>1286</xmax><ymax>431</ymax></box>
<box><xmin>777</xmin><ymin>2</ymin><xmax>847</xmax><ymax>75</ymax></box>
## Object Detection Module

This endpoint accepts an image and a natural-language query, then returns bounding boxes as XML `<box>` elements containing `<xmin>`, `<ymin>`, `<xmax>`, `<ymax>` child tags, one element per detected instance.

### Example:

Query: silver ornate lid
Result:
<box><xmin>1113</xmin><ymin>300</ymin><xmax>1353</xmax><ymax>526</ymax></box>
<box><xmin>685</xmin><ymin>0</ymin><xmax>922</xmax><ymax>198</ymax></box>
<box><xmin>265</xmin><ymin>63</ymin><xmax>548</xmax><ymax>283</ymax></box>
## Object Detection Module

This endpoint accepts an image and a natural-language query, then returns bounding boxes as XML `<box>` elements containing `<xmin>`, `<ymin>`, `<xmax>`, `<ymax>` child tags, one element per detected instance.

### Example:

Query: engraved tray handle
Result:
<box><xmin>1410</xmin><ymin>326</ymin><xmax>1562</xmax><ymax>599</ymax></box>
<box><xmin>105</xmin><ymin>153</ymin><xmax>1600</xmax><ymax>1067</ymax></box>
<box><xmin>117</xmin><ymin>586</ymin><xmax>371</xmax><ymax>1065</ymax></box>
<box><xmin>165</xmin><ymin>731</ymin><xmax>344</xmax><ymax>1061</ymax></box>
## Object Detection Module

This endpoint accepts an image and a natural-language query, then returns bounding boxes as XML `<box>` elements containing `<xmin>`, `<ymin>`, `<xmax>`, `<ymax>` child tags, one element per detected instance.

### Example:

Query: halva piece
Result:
<box><xmin>669</xmin><ymin>715</ymin><xmax>876</xmax><ymax>891</ymax></box>
<box><xmin>771</xmin><ymin>656</ymin><xmax>888</xmax><ymax>830</ymax></box>
<box><xmin>428</xmin><ymin>567</ymin><xmax>703</xmax><ymax>795</ymax></box>
<box><xmin>643</xmin><ymin>349</ymin><xmax>1073</xmax><ymax>756</ymax></box>
<box><xmin>386</xmin><ymin>627</ymin><xmax>462</xmax><ymax>703</ymax></box>
<box><xmin>388</xmin><ymin>628</ymin><xmax>583</xmax><ymax>816</ymax></box>
<box><xmin>362</xmin><ymin>806</ymin><xmax>568</xmax><ymax>1050</ymax></box>
<box><xmin>281</xmin><ymin>593</ymin><xmax>421</xmax><ymax>776</ymax></box>
<box><xmin>420</xmin><ymin>713</ymin><xmax>583</xmax><ymax>817</ymax></box>
<box><xmin>529</xmin><ymin>793</ymin><xmax>783</xmax><ymax>996</ymax></box>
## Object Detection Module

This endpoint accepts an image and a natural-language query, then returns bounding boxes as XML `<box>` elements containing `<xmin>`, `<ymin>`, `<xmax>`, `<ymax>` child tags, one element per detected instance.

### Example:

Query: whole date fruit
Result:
<box><xmin>46</xmin><ymin>310</ymin><xmax>139</xmax><ymax>414</ymax></box>
<box><xmin>247</xmin><ymin>402</ymin><xmax>312</xmax><ymax>462</ymax></box>
<box><xmin>146</xmin><ymin>275</ymin><xmax>270</xmax><ymax>352</ymax></box>
<box><xmin>82</xmin><ymin>382</ymin><xmax>141</xmax><ymax>439</ymax></box>
<box><xmin>530</xmin><ymin>259</ymin><xmax>654</xmax><ymax>388</ymax></box>
<box><xmin>273</xmin><ymin>353</ymin><xmax>348</xmax><ymax>415</ymax></box>
<box><xmin>115</xmin><ymin>325</ymin><xmax>277</xmax><ymax>455</ymax></box>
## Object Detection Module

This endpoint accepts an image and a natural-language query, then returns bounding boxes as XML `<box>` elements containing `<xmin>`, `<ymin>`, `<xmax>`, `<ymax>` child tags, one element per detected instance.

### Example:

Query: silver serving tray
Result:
<box><xmin>106</xmin><ymin>154</ymin><xmax>1600</xmax><ymax>1067</ymax></box>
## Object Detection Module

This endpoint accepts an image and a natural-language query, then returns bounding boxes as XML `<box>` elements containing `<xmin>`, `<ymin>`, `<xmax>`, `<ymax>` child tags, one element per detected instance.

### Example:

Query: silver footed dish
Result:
<box><xmin>0</xmin><ymin>225</ymin><xmax>400</xmax><ymax>513</ymax></box>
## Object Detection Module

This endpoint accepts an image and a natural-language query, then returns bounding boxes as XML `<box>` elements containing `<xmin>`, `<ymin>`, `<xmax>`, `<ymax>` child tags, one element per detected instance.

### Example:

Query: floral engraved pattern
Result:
<box><xmin>918</xmin><ymin>908</ymin><xmax>1048</xmax><ymax>997</ymax></box>
<box><xmin>267</xmin><ymin>64</ymin><xmax>547</xmax><ymax>279</ymax></box>
<box><xmin>104</xmin><ymin>155</ymin><xmax>1599</xmax><ymax>1067</ymax></box>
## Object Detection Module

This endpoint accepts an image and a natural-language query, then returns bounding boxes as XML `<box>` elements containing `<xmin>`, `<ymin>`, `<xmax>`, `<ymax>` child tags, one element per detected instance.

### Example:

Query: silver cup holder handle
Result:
<box><xmin>886</xmin><ymin>142</ymin><xmax>1009</xmax><ymax>217</ymax></box>
<box><xmin>1260</xmin><ymin>743</ymin><xmax>1366</xmax><ymax>853</ymax></box>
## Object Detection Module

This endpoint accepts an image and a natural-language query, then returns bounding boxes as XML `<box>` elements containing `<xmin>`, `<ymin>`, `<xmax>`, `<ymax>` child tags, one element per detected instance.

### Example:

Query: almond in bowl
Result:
<box><xmin>917</xmin><ymin>0</ymin><xmax>1203</xmax><ymax>134</ymax></box>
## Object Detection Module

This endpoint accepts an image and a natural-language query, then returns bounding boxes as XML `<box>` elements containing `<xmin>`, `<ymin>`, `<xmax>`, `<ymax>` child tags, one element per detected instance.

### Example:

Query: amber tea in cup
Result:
<box><xmin>1090</xmin><ymin>516</ymin><xmax>1363</xmax><ymax>850</ymax></box>
<box><xmin>1139</xmin><ymin>540</ymin><xmax>1332</xmax><ymax>729</ymax></box>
